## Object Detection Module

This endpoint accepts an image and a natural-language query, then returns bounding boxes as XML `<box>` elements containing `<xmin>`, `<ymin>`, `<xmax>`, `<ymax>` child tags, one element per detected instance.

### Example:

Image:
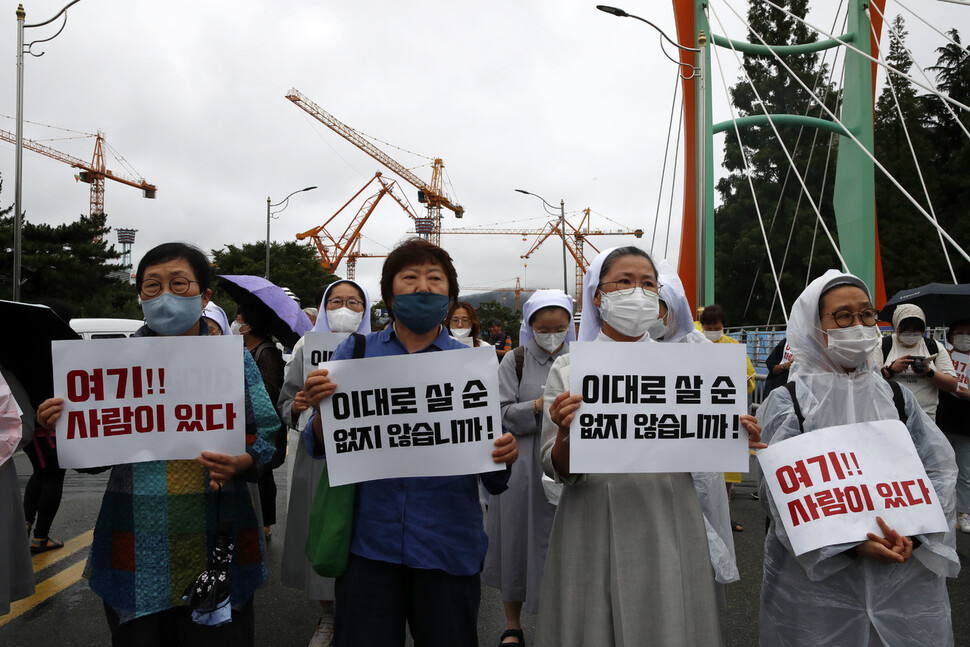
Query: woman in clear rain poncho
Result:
<box><xmin>651</xmin><ymin>261</ymin><xmax>740</xmax><ymax>595</ymax></box>
<box><xmin>757</xmin><ymin>269</ymin><xmax>959</xmax><ymax>647</ymax></box>
<box><xmin>535</xmin><ymin>247</ymin><xmax>762</xmax><ymax>647</ymax></box>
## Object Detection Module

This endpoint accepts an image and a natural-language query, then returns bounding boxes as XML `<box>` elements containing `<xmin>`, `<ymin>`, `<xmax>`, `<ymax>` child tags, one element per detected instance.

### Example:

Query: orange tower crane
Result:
<box><xmin>296</xmin><ymin>172</ymin><xmax>417</xmax><ymax>279</ymax></box>
<box><xmin>0</xmin><ymin>129</ymin><xmax>156</xmax><ymax>217</ymax></box>
<box><xmin>440</xmin><ymin>209</ymin><xmax>643</xmax><ymax>311</ymax></box>
<box><xmin>286</xmin><ymin>88</ymin><xmax>463</xmax><ymax>246</ymax></box>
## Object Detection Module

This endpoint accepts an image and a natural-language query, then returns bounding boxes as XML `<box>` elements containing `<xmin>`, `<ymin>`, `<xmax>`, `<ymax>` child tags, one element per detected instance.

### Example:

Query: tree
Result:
<box><xmin>210</xmin><ymin>241</ymin><xmax>338</xmax><ymax>317</ymax></box>
<box><xmin>713</xmin><ymin>0</ymin><xmax>842</xmax><ymax>324</ymax></box>
<box><xmin>0</xmin><ymin>201</ymin><xmax>139</xmax><ymax>318</ymax></box>
<box><xmin>475</xmin><ymin>300</ymin><xmax>520</xmax><ymax>347</ymax></box>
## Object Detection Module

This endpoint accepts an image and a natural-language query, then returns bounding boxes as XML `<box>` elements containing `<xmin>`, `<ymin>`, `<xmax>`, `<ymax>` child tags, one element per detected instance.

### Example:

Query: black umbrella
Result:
<box><xmin>0</xmin><ymin>300</ymin><xmax>80</xmax><ymax>410</ymax></box>
<box><xmin>880</xmin><ymin>283</ymin><xmax>970</xmax><ymax>327</ymax></box>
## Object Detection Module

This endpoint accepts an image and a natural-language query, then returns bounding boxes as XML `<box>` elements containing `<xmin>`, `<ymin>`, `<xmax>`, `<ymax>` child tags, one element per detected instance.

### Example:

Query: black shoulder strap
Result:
<box><xmin>785</xmin><ymin>382</ymin><xmax>806</xmax><ymax>433</ymax></box>
<box><xmin>252</xmin><ymin>340</ymin><xmax>275</xmax><ymax>364</ymax></box>
<box><xmin>887</xmin><ymin>380</ymin><xmax>909</xmax><ymax>425</ymax></box>
<box><xmin>351</xmin><ymin>333</ymin><xmax>366</xmax><ymax>359</ymax></box>
<box><xmin>881</xmin><ymin>335</ymin><xmax>893</xmax><ymax>360</ymax></box>
<box><xmin>513</xmin><ymin>345</ymin><xmax>525</xmax><ymax>384</ymax></box>
<box><xmin>926</xmin><ymin>338</ymin><xmax>939</xmax><ymax>355</ymax></box>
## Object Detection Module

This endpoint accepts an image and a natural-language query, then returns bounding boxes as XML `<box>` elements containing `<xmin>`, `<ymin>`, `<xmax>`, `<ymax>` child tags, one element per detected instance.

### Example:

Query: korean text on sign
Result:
<box><xmin>757</xmin><ymin>420</ymin><xmax>948</xmax><ymax>556</ymax></box>
<box><xmin>319</xmin><ymin>345</ymin><xmax>502</xmax><ymax>486</ymax></box>
<box><xmin>52</xmin><ymin>336</ymin><xmax>246</xmax><ymax>469</ymax></box>
<box><xmin>567</xmin><ymin>342</ymin><xmax>749</xmax><ymax>474</ymax></box>
<box><xmin>302</xmin><ymin>331</ymin><xmax>351</xmax><ymax>378</ymax></box>
<box><xmin>951</xmin><ymin>350</ymin><xmax>969</xmax><ymax>392</ymax></box>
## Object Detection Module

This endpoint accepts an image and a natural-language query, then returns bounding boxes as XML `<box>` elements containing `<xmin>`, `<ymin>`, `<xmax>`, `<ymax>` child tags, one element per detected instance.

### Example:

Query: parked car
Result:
<box><xmin>70</xmin><ymin>318</ymin><xmax>143</xmax><ymax>340</ymax></box>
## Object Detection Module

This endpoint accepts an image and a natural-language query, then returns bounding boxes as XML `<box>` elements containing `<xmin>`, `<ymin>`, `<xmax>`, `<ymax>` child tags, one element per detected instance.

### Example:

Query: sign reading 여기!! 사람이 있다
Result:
<box><xmin>757</xmin><ymin>420</ymin><xmax>948</xmax><ymax>556</ymax></box>
<box><xmin>567</xmin><ymin>341</ymin><xmax>750</xmax><ymax>474</ymax></box>
<box><xmin>318</xmin><ymin>344</ymin><xmax>503</xmax><ymax>486</ymax></box>
<box><xmin>51</xmin><ymin>335</ymin><xmax>246</xmax><ymax>469</ymax></box>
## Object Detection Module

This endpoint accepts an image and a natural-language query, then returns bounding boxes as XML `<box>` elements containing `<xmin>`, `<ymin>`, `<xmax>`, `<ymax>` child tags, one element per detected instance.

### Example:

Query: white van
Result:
<box><xmin>70</xmin><ymin>318</ymin><xmax>143</xmax><ymax>340</ymax></box>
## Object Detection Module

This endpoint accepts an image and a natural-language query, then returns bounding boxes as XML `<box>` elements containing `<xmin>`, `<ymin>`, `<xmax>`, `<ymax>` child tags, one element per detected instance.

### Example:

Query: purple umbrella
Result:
<box><xmin>217</xmin><ymin>275</ymin><xmax>312</xmax><ymax>347</ymax></box>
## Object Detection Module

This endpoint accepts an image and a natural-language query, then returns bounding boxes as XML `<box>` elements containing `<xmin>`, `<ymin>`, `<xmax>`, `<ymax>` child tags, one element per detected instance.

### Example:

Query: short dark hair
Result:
<box><xmin>238</xmin><ymin>302</ymin><xmax>273</xmax><ymax>339</ymax></box>
<box><xmin>136</xmin><ymin>242</ymin><xmax>211</xmax><ymax>293</ymax></box>
<box><xmin>487</xmin><ymin>318</ymin><xmax>501</xmax><ymax>329</ymax></box>
<box><xmin>947</xmin><ymin>319</ymin><xmax>970</xmax><ymax>340</ymax></box>
<box><xmin>598</xmin><ymin>247</ymin><xmax>657</xmax><ymax>285</ymax></box>
<box><xmin>380</xmin><ymin>238</ymin><xmax>459</xmax><ymax>319</ymax></box>
<box><xmin>699</xmin><ymin>304</ymin><xmax>726</xmax><ymax>326</ymax></box>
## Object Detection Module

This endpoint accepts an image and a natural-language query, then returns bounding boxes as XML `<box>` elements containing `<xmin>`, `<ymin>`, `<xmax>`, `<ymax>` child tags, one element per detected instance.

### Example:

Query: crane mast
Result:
<box><xmin>286</xmin><ymin>88</ymin><xmax>463</xmax><ymax>245</ymax></box>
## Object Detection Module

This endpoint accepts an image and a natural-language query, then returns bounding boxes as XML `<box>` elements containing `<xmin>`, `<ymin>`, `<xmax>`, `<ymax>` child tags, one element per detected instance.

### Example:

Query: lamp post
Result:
<box><xmin>266</xmin><ymin>186</ymin><xmax>317</xmax><ymax>280</ymax></box>
<box><xmin>596</xmin><ymin>5</ymin><xmax>707</xmax><ymax>306</ymax></box>
<box><xmin>515</xmin><ymin>189</ymin><xmax>568</xmax><ymax>294</ymax></box>
<box><xmin>13</xmin><ymin>0</ymin><xmax>83</xmax><ymax>301</ymax></box>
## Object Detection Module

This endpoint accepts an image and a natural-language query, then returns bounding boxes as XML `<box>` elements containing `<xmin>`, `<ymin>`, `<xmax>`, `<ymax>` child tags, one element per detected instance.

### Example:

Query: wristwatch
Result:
<box><xmin>926</xmin><ymin>368</ymin><xmax>936</xmax><ymax>379</ymax></box>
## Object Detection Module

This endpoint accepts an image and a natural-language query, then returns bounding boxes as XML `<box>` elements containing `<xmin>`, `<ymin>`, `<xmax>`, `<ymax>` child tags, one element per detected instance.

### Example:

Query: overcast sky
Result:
<box><xmin>1</xmin><ymin>0</ymin><xmax>963</xmax><ymax>308</ymax></box>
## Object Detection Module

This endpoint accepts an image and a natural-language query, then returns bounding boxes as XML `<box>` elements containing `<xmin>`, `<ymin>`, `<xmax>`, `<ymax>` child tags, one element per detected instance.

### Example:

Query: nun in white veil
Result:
<box><xmin>757</xmin><ymin>269</ymin><xmax>958</xmax><ymax>646</ymax></box>
<box><xmin>278</xmin><ymin>280</ymin><xmax>372</xmax><ymax>626</ymax></box>
<box><xmin>535</xmin><ymin>247</ymin><xmax>725</xmax><ymax>647</ymax></box>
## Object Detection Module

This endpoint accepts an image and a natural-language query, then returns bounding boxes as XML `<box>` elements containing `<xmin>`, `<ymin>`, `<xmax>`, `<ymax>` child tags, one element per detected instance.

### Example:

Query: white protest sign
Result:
<box><xmin>302</xmin><ymin>331</ymin><xmax>351</xmax><ymax>377</ymax></box>
<box><xmin>52</xmin><ymin>336</ymin><xmax>246</xmax><ymax>468</ymax></box>
<box><xmin>951</xmin><ymin>350</ymin><xmax>969</xmax><ymax>392</ymax></box>
<box><xmin>320</xmin><ymin>345</ymin><xmax>502</xmax><ymax>486</ymax></box>
<box><xmin>568</xmin><ymin>342</ymin><xmax>749</xmax><ymax>473</ymax></box>
<box><xmin>757</xmin><ymin>420</ymin><xmax>948</xmax><ymax>556</ymax></box>
<box><xmin>782</xmin><ymin>342</ymin><xmax>794</xmax><ymax>366</ymax></box>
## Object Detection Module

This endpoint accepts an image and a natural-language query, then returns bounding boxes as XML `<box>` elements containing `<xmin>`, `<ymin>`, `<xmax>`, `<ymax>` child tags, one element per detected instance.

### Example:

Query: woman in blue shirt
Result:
<box><xmin>302</xmin><ymin>238</ymin><xmax>519</xmax><ymax>647</ymax></box>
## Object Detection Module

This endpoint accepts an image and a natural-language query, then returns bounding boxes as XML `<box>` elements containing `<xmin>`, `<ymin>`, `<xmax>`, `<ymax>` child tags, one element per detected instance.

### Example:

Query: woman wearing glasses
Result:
<box><xmin>446</xmin><ymin>301</ymin><xmax>484</xmax><ymax>348</ymax></box>
<box><xmin>278</xmin><ymin>279</ymin><xmax>371</xmax><ymax>647</ymax></box>
<box><xmin>535</xmin><ymin>247</ymin><xmax>762</xmax><ymax>647</ymax></box>
<box><xmin>36</xmin><ymin>242</ymin><xmax>281</xmax><ymax>646</ymax></box>
<box><xmin>756</xmin><ymin>270</ymin><xmax>958</xmax><ymax>646</ymax></box>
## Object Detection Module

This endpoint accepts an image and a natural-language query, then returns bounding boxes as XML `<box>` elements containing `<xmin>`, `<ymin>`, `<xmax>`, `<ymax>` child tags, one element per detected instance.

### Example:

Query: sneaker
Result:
<box><xmin>958</xmin><ymin>513</ymin><xmax>970</xmax><ymax>534</ymax></box>
<box><xmin>308</xmin><ymin>615</ymin><xmax>335</xmax><ymax>647</ymax></box>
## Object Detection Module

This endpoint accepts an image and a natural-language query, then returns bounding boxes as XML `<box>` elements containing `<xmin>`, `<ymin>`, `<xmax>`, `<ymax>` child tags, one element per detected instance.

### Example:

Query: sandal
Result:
<box><xmin>30</xmin><ymin>537</ymin><xmax>65</xmax><ymax>554</ymax></box>
<box><xmin>499</xmin><ymin>628</ymin><xmax>525</xmax><ymax>646</ymax></box>
<box><xmin>731</xmin><ymin>520</ymin><xmax>744</xmax><ymax>533</ymax></box>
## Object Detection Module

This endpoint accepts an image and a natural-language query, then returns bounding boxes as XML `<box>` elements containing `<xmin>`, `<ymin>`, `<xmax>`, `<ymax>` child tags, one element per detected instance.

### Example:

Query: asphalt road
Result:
<box><xmin>3</xmin><ymin>449</ymin><xmax>970</xmax><ymax>646</ymax></box>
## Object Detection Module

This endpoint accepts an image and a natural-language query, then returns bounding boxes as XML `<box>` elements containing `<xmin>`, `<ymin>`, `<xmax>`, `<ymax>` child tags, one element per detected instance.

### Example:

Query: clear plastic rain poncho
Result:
<box><xmin>757</xmin><ymin>269</ymin><xmax>959</xmax><ymax>647</ymax></box>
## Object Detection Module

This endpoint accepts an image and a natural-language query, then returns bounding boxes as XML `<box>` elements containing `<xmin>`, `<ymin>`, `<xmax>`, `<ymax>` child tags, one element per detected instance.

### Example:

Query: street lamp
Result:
<box><xmin>515</xmin><ymin>189</ymin><xmax>568</xmax><ymax>294</ymax></box>
<box><xmin>266</xmin><ymin>186</ymin><xmax>317</xmax><ymax>280</ymax></box>
<box><xmin>13</xmin><ymin>0</ymin><xmax>84</xmax><ymax>301</ymax></box>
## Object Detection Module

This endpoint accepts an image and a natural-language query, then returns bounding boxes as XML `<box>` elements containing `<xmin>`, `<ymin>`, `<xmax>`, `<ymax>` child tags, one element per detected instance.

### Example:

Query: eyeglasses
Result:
<box><xmin>140</xmin><ymin>278</ymin><xmax>198</xmax><ymax>298</ymax></box>
<box><xmin>327</xmin><ymin>297</ymin><xmax>363</xmax><ymax>309</ymax></box>
<box><xmin>449</xmin><ymin>316</ymin><xmax>471</xmax><ymax>325</ymax></box>
<box><xmin>598</xmin><ymin>278</ymin><xmax>661</xmax><ymax>296</ymax></box>
<box><xmin>823</xmin><ymin>308</ymin><xmax>879</xmax><ymax>328</ymax></box>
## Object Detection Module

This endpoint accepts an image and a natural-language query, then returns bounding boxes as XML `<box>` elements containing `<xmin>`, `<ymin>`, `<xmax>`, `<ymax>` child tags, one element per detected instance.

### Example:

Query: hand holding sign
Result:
<box><xmin>859</xmin><ymin>516</ymin><xmax>913</xmax><ymax>564</ymax></box>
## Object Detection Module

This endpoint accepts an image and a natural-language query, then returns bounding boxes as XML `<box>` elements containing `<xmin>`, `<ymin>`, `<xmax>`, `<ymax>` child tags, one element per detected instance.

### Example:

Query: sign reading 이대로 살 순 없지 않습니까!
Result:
<box><xmin>51</xmin><ymin>336</ymin><xmax>246</xmax><ymax>469</ymax></box>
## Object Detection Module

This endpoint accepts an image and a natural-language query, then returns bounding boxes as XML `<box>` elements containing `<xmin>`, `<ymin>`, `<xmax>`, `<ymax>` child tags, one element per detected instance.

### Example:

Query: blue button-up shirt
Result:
<box><xmin>303</xmin><ymin>324</ymin><xmax>510</xmax><ymax>576</ymax></box>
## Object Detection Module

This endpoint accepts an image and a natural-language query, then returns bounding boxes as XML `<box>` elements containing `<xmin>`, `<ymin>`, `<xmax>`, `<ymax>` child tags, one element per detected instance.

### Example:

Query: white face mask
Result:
<box><xmin>953</xmin><ymin>334</ymin><xmax>970</xmax><ymax>353</ymax></box>
<box><xmin>645</xmin><ymin>317</ymin><xmax>666</xmax><ymax>340</ymax></box>
<box><xmin>229</xmin><ymin>320</ymin><xmax>243</xmax><ymax>335</ymax></box>
<box><xmin>451</xmin><ymin>327</ymin><xmax>472</xmax><ymax>338</ymax></box>
<box><xmin>326</xmin><ymin>307</ymin><xmax>364</xmax><ymax>333</ymax></box>
<box><xmin>599</xmin><ymin>289</ymin><xmax>660</xmax><ymax>338</ymax></box>
<box><xmin>703</xmin><ymin>329</ymin><xmax>722</xmax><ymax>342</ymax></box>
<box><xmin>897</xmin><ymin>332</ymin><xmax>923</xmax><ymax>347</ymax></box>
<box><xmin>535</xmin><ymin>331</ymin><xmax>568</xmax><ymax>353</ymax></box>
<box><xmin>825</xmin><ymin>325</ymin><xmax>881</xmax><ymax>369</ymax></box>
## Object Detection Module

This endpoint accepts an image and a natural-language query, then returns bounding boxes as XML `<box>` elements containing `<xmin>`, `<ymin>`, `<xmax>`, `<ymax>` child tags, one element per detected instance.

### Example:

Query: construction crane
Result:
<box><xmin>296</xmin><ymin>172</ymin><xmax>416</xmax><ymax>279</ymax></box>
<box><xmin>461</xmin><ymin>277</ymin><xmax>525</xmax><ymax>312</ymax></box>
<box><xmin>0</xmin><ymin>128</ymin><xmax>156</xmax><ymax>217</ymax></box>
<box><xmin>439</xmin><ymin>209</ymin><xmax>644</xmax><ymax>311</ymax></box>
<box><xmin>286</xmin><ymin>88</ymin><xmax>463</xmax><ymax>246</ymax></box>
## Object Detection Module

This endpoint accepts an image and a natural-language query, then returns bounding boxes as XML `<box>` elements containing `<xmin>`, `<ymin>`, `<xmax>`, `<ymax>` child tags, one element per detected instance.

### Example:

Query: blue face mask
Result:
<box><xmin>393</xmin><ymin>292</ymin><xmax>450</xmax><ymax>335</ymax></box>
<box><xmin>141</xmin><ymin>292</ymin><xmax>203</xmax><ymax>336</ymax></box>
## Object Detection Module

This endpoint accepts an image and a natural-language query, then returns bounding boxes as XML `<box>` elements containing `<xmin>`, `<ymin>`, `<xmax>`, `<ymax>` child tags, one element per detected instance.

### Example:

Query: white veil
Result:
<box><xmin>519</xmin><ymin>289</ymin><xmax>576</xmax><ymax>345</ymax></box>
<box><xmin>312</xmin><ymin>279</ymin><xmax>373</xmax><ymax>334</ymax></box>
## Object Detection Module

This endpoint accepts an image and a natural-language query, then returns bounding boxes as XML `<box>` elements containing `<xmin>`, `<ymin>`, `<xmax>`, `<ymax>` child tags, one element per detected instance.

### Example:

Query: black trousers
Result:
<box><xmin>334</xmin><ymin>554</ymin><xmax>480</xmax><ymax>647</ymax></box>
<box><xmin>257</xmin><ymin>467</ymin><xmax>277</xmax><ymax>526</ymax></box>
<box><xmin>103</xmin><ymin>598</ymin><xmax>255</xmax><ymax>647</ymax></box>
<box><xmin>23</xmin><ymin>437</ymin><xmax>65</xmax><ymax>539</ymax></box>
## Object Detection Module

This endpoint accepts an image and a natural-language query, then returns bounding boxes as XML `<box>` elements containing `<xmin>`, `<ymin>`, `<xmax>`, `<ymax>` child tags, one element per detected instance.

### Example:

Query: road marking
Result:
<box><xmin>0</xmin><ymin>559</ymin><xmax>86</xmax><ymax>628</ymax></box>
<box><xmin>31</xmin><ymin>529</ymin><xmax>94</xmax><ymax>573</ymax></box>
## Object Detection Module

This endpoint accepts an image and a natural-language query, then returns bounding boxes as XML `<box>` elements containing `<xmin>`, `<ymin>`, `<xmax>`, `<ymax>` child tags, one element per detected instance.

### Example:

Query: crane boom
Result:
<box><xmin>0</xmin><ymin>128</ymin><xmax>157</xmax><ymax>216</ymax></box>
